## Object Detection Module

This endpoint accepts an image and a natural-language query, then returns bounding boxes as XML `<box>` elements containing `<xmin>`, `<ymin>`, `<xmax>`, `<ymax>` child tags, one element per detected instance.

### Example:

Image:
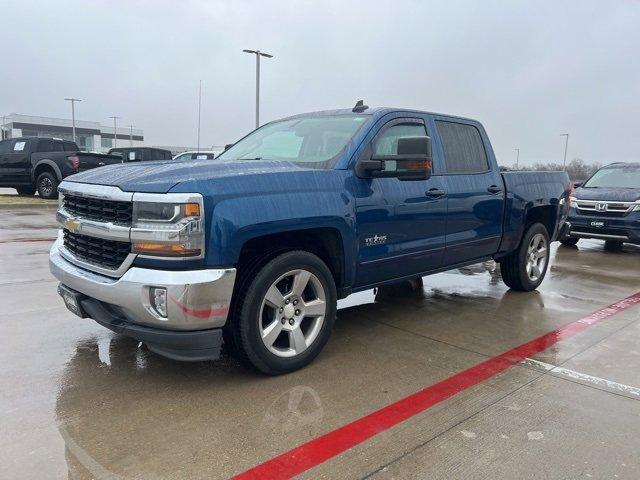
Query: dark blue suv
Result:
<box><xmin>562</xmin><ymin>162</ymin><xmax>640</xmax><ymax>249</ymax></box>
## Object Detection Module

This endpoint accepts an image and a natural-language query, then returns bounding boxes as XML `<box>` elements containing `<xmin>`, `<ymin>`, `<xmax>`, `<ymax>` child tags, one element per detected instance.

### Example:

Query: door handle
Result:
<box><xmin>426</xmin><ymin>188</ymin><xmax>446</xmax><ymax>198</ymax></box>
<box><xmin>98</xmin><ymin>162</ymin><xmax>105</xmax><ymax>166</ymax></box>
<box><xmin>487</xmin><ymin>185</ymin><xmax>502</xmax><ymax>194</ymax></box>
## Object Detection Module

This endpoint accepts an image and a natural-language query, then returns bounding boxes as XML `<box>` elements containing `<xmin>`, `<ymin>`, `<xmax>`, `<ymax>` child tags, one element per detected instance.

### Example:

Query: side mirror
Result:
<box><xmin>224</xmin><ymin>143</ymin><xmax>234</xmax><ymax>151</ymax></box>
<box><xmin>357</xmin><ymin>136</ymin><xmax>433</xmax><ymax>181</ymax></box>
<box><xmin>573</xmin><ymin>182</ymin><xmax>583</xmax><ymax>188</ymax></box>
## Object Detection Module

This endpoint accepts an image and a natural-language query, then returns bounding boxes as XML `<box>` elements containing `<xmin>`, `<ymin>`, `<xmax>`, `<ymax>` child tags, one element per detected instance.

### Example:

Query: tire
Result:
<box><xmin>36</xmin><ymin>171</ymin><xmax>59</xmax><ymax>199</ymax></box>
<box><xmin>500</xmin><ymin>222</ymin><xmax>550</xmax><ymax>292</ymax></box>
<box><xmin>231</xmin><ymin>250</ymin><xmax>337</xmax><ymax>375</ymax></box>
<box><xmin>15</xmin><ymin>186</ymin><xmax>36</xmax><ymax>196</ymax></box>
<box><xmin>559</xmin><ymin>236</ymin><xmax>579</xmax><ymax>246</ymax></box>
<box><xmin>604</xmin><ymin>240</ymin><xmax>624</xmax><ymax>251</ymax></box>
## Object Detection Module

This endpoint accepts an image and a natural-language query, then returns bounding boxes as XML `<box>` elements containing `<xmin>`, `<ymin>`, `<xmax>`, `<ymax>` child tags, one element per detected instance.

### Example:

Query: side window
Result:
<box><xmin>373</xmin><ymin>122</ymin><xmax>428</xmax><ymax>172</ymax></box>
<box><xmin>436</xmin><ymin>121</ymin><xmax>488</xmax><ymax>174</ymax></box>
<box><xmin>37</xmin><ymin>139</ymin><xmax>54</xmax><ymax>152</ymax></box>
<box><xmin>51</xmin><ymin>141</ymin><xmax>64</xmax><ymax>152</ymax></box>
<box><xmin>63</xmin><ymin>142</ymin><xmax>77</xmax><ymax>152</ymax></box>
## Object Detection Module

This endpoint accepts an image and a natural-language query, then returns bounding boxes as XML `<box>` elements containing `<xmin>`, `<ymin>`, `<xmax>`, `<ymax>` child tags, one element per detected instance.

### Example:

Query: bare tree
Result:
<box><xmin>502</xmin><ymin>158</ymin><xmax>600</xmax><ymax>181</ymax></box>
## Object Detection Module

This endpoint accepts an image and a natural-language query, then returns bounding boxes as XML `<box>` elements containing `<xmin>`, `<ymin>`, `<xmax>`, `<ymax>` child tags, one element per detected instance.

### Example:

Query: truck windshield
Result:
<box><xmin>217</xmin><ymin>115</ymin><xmax>368</xmax><ymax>168</ymax></box>
<box><xmin>583</xmin><ymin>165</ymin><xmax>640</xmax><ymax>189</ymax></box>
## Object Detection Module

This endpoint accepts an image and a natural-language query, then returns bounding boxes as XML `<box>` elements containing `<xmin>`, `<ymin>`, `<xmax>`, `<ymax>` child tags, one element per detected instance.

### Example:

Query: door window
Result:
<box><xmin>436</xmin><ymin>121</ymin><xmax>488</xmax><ymax>174</ymax></box>
<box><xmin>373</xmin><ymin>123</ymin><xmax>429</xmax><ymax>172</ymax></box>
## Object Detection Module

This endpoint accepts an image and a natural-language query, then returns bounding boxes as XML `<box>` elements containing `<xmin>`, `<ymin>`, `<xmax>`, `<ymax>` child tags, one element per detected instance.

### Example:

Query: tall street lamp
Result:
<box><xmin>242</xmin><ymin>49</ymin><xmax>274</xmax><ymax>129</ymax></box>
<box><xmin>560</xmin><ymin>133</ymin><xmax>569</xmax><ymax>170</ymax></box>
<box><xmin>109</xmin><ymin>116</ymin><xmax>121</xmax><ymax>149</ymax></box>
<box><xmin>514</xmin><ymin>148</ymin><xmax>520</xmax><ymax>169</ymax></box>
<box><xmin>64</xmin><ymin>98</ymin><xmax>82</xmax><ymax>143</ymax></box>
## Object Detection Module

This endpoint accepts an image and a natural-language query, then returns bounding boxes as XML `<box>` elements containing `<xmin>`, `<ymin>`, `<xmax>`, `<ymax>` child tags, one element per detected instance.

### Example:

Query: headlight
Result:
<box><xmin>131</xmin><ymin>197</ymin><xmax>204</xmax><ymax>258</ymax></box>
<box><xmin>569</xmin><ymin>196</ymin><xmax>578</xmax><ymax>208</ymax></box>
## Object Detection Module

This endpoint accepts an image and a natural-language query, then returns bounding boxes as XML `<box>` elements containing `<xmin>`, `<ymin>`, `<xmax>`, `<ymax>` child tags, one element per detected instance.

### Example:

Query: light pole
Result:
<box><xmin>242</xmin><ymin>49</ymin><xmax>274</xmax><ymax>128</ymax></box>
<box><xmin>197</xmin><ymin>80</ymin><xmax>202</xmax><ymax>153</ymax></box>
<box><xmin>128</xmin><ymin>124</ymin><xmax>135</xmax><ymax>147</ymax></box>
<box><xmin>560</xmin><ymin>133</ymin><xmax>569</xmax><ymax>170</ymax></box>
<box><xmin>514</xmin><ymin>148</ymin><xmax>520</xmax><ymax>169</ymax></box>
<box><xmin>1</xmin><ymin>115</ymin><xmax>5</xmax><ymax>140</ymax></box>
<box><xmin>64</xmin><ymin>98</ymin><xmax>82</xmax><ymax>143</ymax></box>
<box><xmin>109</xmin><ymin>116</ymin><xmax>121</xmax><ymax>149</ymax></box>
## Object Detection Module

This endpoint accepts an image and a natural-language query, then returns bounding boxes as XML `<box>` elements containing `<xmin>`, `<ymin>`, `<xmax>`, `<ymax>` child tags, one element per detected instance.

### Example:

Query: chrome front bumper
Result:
<box><xmin>50</xmin><ymin>238</ymin><xmax>236</xmax><ymax>330</ymax></box>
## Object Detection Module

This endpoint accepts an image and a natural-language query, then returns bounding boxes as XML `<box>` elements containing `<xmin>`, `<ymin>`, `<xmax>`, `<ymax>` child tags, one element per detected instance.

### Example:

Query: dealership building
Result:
<box><xmin>0</xmin><ymin>113</ymin><xmax>144</xmax><ymax>153</ymax></box>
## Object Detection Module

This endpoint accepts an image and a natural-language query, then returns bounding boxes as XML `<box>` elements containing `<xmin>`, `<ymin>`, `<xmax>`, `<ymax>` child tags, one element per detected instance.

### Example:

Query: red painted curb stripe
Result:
<box><xmin>232</xmin><ymin>291</ymin><xmax>640</xmax><ymax>480</ymax></box>
<box><xmin>0</xmin><ymin>237</ymin><xmax>56</xmax><ymax>244</ymax></box>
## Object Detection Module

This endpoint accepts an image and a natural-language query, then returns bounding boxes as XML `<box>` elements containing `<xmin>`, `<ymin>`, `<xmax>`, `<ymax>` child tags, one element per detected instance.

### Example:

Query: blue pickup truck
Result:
<box><xmin>561</xmin><ymin>162</ymin><xmax>640</xmax><ymax>249</ymax></box>
<box><xmin>50</xmin><ymin>105</ymin><xmax>571</xmax><ymax>374</ymax></box>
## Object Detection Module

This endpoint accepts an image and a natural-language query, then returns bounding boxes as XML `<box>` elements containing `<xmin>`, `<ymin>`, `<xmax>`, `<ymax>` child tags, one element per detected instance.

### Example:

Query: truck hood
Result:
<box><xmin>64</xmin><ymin>159</ymin><xmax>316</xmax><ymax>193</ymax></box>
<box><xmin>574</xmin><ymin>187</ymin><xmax>640</xmax><ymax>203</ymax></box>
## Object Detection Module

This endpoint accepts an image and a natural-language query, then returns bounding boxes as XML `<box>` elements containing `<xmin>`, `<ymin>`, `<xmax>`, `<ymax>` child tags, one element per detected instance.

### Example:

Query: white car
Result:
<box><xmin>173</xmin><ymin>150</ymin><xmax>223</xmax><ymax>161</ymax></box>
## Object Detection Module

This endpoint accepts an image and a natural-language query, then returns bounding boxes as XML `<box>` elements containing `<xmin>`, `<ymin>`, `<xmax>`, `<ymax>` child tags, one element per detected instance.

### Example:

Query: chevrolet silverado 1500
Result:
<box><xmin>50</xmin><ymin>105</ymin><xmax>571</xmax><ymax>374</ymax></box>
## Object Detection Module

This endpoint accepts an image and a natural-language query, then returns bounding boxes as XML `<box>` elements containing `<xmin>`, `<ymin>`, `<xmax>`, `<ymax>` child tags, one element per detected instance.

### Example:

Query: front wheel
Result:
<box><xmin>559</xmin><ymin>235</ymin><xmax>579</xmax><ymax>246</ymax></box>
<box><xmin>15</xmin><ymin>186</ymin><xmax>36</xmax><ymax>196</ymax></box>
<box><xmin>232</xmin><ymin>251</ymin><xmax>337</xmax><ymax>375</ymax></box>
<box><xmin>500</xmin><ymin>223</ymin><xmax>550</xmax><ymax>291</ymax></box>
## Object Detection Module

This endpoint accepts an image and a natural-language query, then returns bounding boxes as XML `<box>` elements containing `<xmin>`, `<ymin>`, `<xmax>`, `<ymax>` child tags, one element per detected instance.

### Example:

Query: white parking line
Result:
<box><xmin>522</xmin><ymin>358</ymin><xmax>640</xmax><ymax>398</ymax></box>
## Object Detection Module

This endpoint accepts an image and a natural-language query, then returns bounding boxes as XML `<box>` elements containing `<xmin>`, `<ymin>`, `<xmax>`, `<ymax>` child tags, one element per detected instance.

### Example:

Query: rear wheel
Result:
<box><xmin>232</xmin><ymin>250</ymin><xmax>337</xmax><ymax>375</ymax></box>
<box><xmin>15</xmin><ymin>186</ymin><xmax>36</xmax><ymax>196</ymax></box>
<box><xmin>36</xmin><ymin>171</ymin><xmax>59</xmax><ymax>199</ymax></box>
<box><xmin>500</xmin><ymin>223</ymin><xmax>550</xmax><ymax>291</ymax></box>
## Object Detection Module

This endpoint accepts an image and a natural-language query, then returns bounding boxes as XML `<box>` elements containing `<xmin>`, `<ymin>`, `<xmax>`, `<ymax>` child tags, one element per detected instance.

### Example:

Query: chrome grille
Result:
<box><xmin>63</xmin><ymin>194</ymin><xmax>133</xmax><ymax>225</ymax></box>
<box><xmin>575</xmin><ymin>200</ymin><xmax>634</xmax><ymax>217</ymax></box>
<box><xmin>63</xmin><ymin>230</ymin><xmax>131</xmax><ymax>270</ymax></box>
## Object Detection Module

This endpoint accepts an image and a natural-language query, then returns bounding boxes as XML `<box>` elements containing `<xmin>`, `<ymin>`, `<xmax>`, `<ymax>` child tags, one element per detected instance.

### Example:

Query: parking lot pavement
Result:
<box><xmin>1</xmin><ymin>205</ymin><xmax>639</xmax><ymax>480</ymax></box>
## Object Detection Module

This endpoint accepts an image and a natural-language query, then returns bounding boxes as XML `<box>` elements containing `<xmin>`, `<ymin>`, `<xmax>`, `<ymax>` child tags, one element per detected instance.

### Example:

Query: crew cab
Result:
<box><xmin>561</xmin><ymin>162</ymin><xmax>640</xmax><ymax>249</ymax></box>
<box><xmin>49</xmin><ymin>105</ymin><xmax>571</xmax><ymax>374</ymax></box>
<box><xmin>0</xmin><ymin>137</ymin><xmax>121</xmax><ymax>199</ymax></box>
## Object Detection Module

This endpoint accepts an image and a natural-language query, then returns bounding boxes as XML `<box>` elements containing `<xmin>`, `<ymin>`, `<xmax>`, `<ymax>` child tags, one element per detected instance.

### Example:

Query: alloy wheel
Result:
<box><xmin>258</xmin><ymin>269</ymin><xmax>327</xmax><ymax>358</ymax></box>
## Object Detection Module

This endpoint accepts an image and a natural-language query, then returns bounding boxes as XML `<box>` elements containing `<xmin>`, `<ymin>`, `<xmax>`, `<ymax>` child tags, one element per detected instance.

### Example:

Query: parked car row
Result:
<box><xmin>49</xmin><ymin>103</ymin><xmax>573</xmax><ymax>374</ymax></box>
<box><xmin>0</xmin><ymin>139</ymin><xmax>182</xmax><ymax>198</ymax></box>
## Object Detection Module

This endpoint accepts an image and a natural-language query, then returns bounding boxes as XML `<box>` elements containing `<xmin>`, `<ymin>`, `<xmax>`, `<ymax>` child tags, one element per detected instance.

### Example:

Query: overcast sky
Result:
<box><xmin>1</xmin><ymin>0</ymin><xmax>639</xmax><ymax>166</ymax></box>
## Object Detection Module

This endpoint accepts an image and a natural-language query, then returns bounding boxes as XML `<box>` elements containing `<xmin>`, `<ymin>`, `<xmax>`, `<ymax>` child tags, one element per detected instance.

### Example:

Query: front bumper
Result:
<box><xmin>565</xmin><ymin>209</ymin><xmax>640</xmax><ymax>243</ymax></box>
<box><xmin>50</xmin><ymin>239</ymin><xmax>236</xmax><ymax>360</ymax></box>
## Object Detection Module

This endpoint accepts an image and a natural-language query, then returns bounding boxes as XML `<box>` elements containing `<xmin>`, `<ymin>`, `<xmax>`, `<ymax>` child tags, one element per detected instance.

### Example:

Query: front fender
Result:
<box><xmin>207</xmin><ymin>190</ymin><xmax>357</xmax><ymax>284</ymax></box>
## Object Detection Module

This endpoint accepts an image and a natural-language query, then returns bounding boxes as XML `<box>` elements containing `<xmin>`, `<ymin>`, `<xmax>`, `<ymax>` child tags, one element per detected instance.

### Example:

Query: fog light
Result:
<box><xmin>150</xmin><ymin>287</ymin><xmax>167</xmax><ymax>318</ymax></box>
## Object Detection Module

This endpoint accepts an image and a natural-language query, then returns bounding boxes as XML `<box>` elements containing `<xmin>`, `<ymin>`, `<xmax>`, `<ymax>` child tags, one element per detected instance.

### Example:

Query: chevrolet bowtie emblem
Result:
<box><xmin>66</xmin><ymin>219</ymin><xmax>79</xmax><ymax>232</ymax></box>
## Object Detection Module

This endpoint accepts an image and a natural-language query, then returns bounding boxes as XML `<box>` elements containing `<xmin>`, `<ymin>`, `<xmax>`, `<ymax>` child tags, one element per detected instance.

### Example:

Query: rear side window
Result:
<box><xmin>436</xmin><ymin>121</ymin><xmax>489</xmax><ymax>174</ymax></box>
<box><xmin>37</xmin><ymin>139</ymin><xmax>53</xmax><ymax>152</ymax></box>
<box><xmin>63</xmin><ymin>142</ymin><xmax>77</xmax><ymax>151</ymax></box>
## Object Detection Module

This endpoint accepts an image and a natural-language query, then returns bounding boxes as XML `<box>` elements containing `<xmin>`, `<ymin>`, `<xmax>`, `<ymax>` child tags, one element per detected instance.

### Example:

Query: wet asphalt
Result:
<box><xmin>1</xmin><ymin>205</ymin><xmax>639</xmax><ymax>479</ymax></box>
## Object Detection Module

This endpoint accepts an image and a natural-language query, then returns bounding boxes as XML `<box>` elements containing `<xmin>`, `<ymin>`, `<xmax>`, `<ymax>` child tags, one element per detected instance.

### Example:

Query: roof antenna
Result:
<box><xmin>352</xmin><ymin>100</ymin><xmax>369</xmax><ymax>113</ymax></box>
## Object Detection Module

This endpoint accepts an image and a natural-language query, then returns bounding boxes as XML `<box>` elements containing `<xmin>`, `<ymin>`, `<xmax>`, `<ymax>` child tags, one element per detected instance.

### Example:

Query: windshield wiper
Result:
<box><xmin>239</xmin><ymin>157</ymin><xmax>263</xmax><ymax>161</ymax></box>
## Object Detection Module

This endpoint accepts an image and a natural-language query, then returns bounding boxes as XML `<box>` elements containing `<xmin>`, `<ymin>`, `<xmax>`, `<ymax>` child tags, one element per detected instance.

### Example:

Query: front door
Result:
<box><xmin>354</xmin><ymin>117</ymin><xmax>447</xmax><ymax>288</ymax></box>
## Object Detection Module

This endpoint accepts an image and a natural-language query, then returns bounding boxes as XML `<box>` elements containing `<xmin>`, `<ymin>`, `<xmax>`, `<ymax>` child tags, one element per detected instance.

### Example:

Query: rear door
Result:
<box><xmin>435</xmin><ymin>119</ymin><xmax>505</xmax><ymax>264</ymax></box>
<box><xmin>354</xmin><ymin>116</ymin><xmax>447</xmax><ymax>287</ymax></box>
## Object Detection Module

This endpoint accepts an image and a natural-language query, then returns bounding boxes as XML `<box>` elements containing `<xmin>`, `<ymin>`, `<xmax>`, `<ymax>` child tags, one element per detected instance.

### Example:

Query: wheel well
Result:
<box><xmin>33</xmin><ymin>163</ymin><xmax>57</xmax><ymax>182</ymax></box>
<box><xmin>525</xmin><ymin>205</ymin><xmax>557</xmax><ymax>237</ymax></box>
<box><xmin>237</xmin><ymin>228</ymin><xmax>345</xmax><ymax>293</ymax></box>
